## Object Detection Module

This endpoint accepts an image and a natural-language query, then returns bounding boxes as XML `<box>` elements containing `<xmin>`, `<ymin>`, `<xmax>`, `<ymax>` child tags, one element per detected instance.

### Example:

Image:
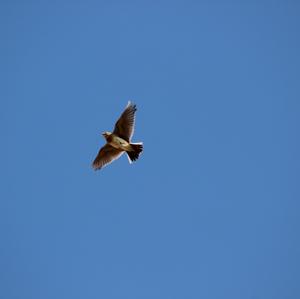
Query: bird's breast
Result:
<box><xmin>109</xmin><ymin>135</ymin><xmax>130</xmax><ymax>151</ymax></box>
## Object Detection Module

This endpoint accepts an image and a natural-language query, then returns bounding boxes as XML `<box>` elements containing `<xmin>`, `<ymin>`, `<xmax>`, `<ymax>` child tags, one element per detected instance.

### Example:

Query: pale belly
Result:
<box><xmin>110</xmin><ymin>136</ymin><xmax>131</xmax><ymax>151</ymax></box>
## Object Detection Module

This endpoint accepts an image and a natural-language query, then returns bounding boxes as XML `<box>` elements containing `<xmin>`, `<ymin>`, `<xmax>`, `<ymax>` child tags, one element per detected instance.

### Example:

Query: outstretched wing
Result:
<box><xmin>113</xmin><ymin>101</ymin><xmax>137</xmax><ymax>142</ymax></box>
<box><xmin>92</xmin><ymin>144</ymin><xmax>123</xmax><ymax>170</ymax></box>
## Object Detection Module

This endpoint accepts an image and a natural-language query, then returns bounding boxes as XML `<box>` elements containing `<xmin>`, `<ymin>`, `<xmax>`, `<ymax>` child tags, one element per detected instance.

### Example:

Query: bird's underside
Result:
<box><xmin>107</xmin><ymin>135</ymin><xmax>132</xmax><ymax>151</ymax></box>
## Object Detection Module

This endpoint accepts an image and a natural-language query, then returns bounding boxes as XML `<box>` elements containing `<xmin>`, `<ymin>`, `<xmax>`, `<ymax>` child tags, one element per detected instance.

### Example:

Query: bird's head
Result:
<box><xmin>102</xmin><ymin>131</ymin><xmax>112</xmax><ymax>140</ymax></box>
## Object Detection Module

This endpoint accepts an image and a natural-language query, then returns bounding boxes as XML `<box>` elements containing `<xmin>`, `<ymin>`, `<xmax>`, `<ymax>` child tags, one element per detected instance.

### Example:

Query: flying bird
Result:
<box><xmin>92</xmin><ymin>101</ymin><xmax>143</xmax><ymax>170</ymax></box>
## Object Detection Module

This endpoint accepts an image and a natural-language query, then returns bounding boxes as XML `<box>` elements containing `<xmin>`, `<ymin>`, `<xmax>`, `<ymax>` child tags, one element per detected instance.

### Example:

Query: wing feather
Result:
<box><xmin>113</xmin><ymin>101</ymin><xmax>137</xmax><ymax>142</ymax></box>
<box><xmin>92</xmin><ymin>144</ymin><xmax>123</xmax><ymax>170</ymax></box>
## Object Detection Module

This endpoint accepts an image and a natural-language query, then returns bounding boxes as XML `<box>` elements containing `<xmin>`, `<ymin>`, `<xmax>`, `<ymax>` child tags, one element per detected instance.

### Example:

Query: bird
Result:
<box><xmin>92</xmin><ymin>101</ymin><xmax>143</xmax><ymax>170</ymax></box>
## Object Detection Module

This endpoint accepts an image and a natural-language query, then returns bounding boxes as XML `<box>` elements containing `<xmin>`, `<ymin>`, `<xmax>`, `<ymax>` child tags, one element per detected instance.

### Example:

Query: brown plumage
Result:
<box><xmin>92</xmin><ymin>101</ymin><xmax>143</xmax><ymax>170</ymax></box>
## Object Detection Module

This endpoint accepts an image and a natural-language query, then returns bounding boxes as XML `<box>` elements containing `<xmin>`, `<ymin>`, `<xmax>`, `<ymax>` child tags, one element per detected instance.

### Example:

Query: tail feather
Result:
<box><xmin>127</xmin><ymin>143</ymin><xmax>143</xmax><ymax>163</ymax></box>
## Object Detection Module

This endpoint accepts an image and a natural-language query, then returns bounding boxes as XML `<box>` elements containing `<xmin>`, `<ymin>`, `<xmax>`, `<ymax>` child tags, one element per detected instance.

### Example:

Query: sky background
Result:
<box><xmin>1</xmin><ymin>1</ymin><xmax>300</xmax><ymax>298</ymax></box>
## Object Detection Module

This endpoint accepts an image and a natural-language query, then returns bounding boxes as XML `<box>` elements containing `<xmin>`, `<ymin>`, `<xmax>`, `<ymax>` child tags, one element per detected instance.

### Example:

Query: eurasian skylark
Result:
<box><xmin>92</xmin><ymin>101</ymin><xmax>143</xmax><ymax>170</ymax></box>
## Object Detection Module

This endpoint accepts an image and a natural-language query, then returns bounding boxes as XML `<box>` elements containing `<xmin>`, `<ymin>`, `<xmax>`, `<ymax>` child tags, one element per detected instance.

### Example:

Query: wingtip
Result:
<box><xmin>127</xmin><ymin>100</ymin><xmax>136</xmax><ymax>109</ymax></box>
<box><xmin>92</xmin><ymin>164</ymin><xmax>100</xmax><ymax>171</ymax></box>
<box><xmin>92</xmin><ymin>159</ymin><xmax>103</xmax><ymax>171</ymax></box>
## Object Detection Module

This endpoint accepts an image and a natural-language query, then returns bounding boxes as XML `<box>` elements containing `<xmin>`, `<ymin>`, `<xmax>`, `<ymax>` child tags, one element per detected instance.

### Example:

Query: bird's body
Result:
<box><xmin>92</xmin><ymin>102</ymin><xmax>143</xmax><ymax>170</ymax></box>
<box><xmin>104</xmin><ymin>132</ymin><xmax>132</xmax><ymax>151</ymax></box>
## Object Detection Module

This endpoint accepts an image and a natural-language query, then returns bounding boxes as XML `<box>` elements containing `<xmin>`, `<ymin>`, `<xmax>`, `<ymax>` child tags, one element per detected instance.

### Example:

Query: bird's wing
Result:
<box><xmin>92</xmin><ymin>144</ymin><xmax>124</xmax><ymax>170</ymax></box>
<box><xmin>113</xmin><ymin>101</ymin><xmax>137</xmax><ymax>142</ymax></box>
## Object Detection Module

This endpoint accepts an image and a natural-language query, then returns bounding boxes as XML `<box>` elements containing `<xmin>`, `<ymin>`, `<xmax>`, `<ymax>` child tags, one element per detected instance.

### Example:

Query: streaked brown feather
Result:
<box><xmin>92</xmin><ymin>144</ymin><xmax>123</xmax><ymax>170</ymax></box>
<box><xmin>113</xmin><ymin>101</ymin><xmax>137</xmax><ymax>142</ymax></box>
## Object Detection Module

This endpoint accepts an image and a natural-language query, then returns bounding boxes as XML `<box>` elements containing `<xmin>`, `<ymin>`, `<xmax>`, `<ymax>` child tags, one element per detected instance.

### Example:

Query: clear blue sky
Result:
<box><xmin>1</xmin><ymin>1</ymin><xmax>300</xmax><ymax>298</ymax></box>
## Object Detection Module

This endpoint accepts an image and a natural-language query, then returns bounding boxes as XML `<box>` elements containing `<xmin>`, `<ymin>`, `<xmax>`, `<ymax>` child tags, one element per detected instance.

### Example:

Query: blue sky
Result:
<box><xmin>1</xmin><ymin>1</ymin><xmax>300</xmax><ymax>298</ymax></box>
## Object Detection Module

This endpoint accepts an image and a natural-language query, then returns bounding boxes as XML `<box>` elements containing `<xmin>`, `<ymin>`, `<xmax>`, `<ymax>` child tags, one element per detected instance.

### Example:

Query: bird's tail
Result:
<box><xmin>127</xmin><ymin>143</ymin><xmax>143</xmax><ymax>163</ymax></box>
